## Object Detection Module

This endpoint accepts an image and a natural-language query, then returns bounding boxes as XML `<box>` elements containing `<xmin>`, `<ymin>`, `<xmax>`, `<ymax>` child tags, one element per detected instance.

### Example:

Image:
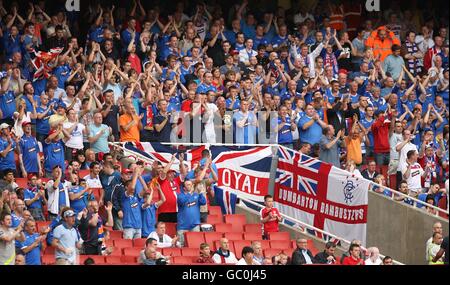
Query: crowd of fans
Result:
<box><xmin>0</xmin><ymin>0</ymin><xmax>449</xmax><ymax>265</ymax></box>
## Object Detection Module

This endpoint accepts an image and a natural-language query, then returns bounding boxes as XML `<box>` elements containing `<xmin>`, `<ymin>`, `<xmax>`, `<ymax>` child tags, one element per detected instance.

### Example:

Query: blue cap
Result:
<box><xmin>56</xmin><ymin>102</ymin><xmax>67</xmax><ymax>110</ymax></box>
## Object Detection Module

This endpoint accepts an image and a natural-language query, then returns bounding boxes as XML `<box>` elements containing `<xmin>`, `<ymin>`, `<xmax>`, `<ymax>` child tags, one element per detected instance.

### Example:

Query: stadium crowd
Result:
<box><xmin>0</xmin><ymin>0</ymin><xmax>448</xmax><ymax>265</ymax></box>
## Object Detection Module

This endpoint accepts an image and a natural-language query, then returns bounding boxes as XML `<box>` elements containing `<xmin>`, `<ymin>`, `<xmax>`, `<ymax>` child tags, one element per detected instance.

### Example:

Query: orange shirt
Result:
<box><xmin>119</xmin><ymin>114</ymin><xmax>140</xmax><ymax>142</ymax></box>
<box><xmin>345</xmin><ymin>136</ymin><xmax>362</xmax><ymax>165</ymax></box>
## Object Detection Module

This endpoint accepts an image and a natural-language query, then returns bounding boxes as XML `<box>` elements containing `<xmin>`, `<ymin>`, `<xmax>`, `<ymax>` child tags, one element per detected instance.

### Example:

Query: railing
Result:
<box><xmin>109</xmin><ymin>142</ymin><xmax>448</xmax><ymax>219</ymax></box>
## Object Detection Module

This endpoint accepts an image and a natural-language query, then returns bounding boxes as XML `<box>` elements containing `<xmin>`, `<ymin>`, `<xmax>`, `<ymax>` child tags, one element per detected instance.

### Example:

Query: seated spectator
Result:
<box><xmin>212</xmin><ymin>238</ymin><xmax>238</xmax><ymax>264</ymax></box>
<box><xmin>291</xmin><ymin>238</ymin><xmax>315</xmax><ymax>265</ymax></box>
<box><xmin>426</xmin><ymin>222</ymin><xmax>443</xmax><ymax>260</ymax></box>
<box><xmin>382</xmin><ymin>256</ymin><xmax>394</xmax><ymax>265</ymax></box>
<box><xmin>345</xmin><ymin>160</ymin><xmax>363</xmax><ymax>178</ymax></box>
<box><xmin>431</xmin><ymin>236</ymin><xmax>448</xmax><ymax>264</ymax></box>
<box><xmin>251</xmin><ymin>241</ymin><xmax>265</xmax><ymax>264</ymax></box>
<box><xmin>314</xmin><ymin>241</ymin><xmax>338</xmax><ymax>264</ymax></box>
<box><xmin>236</xmin><ymin>246</ymin><xmax>260</xmax><ymax>265</ymax></box>
<box><xmin>393</xmin><ymin>180</ymin><xmax>414</xmax><ymax>205</ymax></box>
<box><xmin>427</xmin><ymin>232</ymin><xmax>444</xmax><ymax>264</ymax></box>
<box><xmin>147</xmin><ymin>222</ymin><xmax>180</xmax><ymax>248</ymax></box>
<box><xmin>341</xmin><ymin>244</ymin><xmax>365</xmax><ymax>265</ymax></box>
<box><xmin>14</xmin><ymin>254</ymin><xmax>26</xmax><ymax>265</ymax></box>
<box><xmin>260</xmin><ymin>194</ymin><xmax>282</xmax><ymax>240</ymax></box>
<box><xmin>361</xmin><ymin>161</ymin><xmax>379</xmax><ymax>181</ymax></box>
<box><xmin>341</xmin><ymin>239</ymin><xmax>365</xmax><ymax>261</ymax></box>
<box><xmin>139</xmin><ymin>238</ymin><xmax>166</xmax><ymax>264</ymax></box>
<box><xmin>196</xmin><ymin>243</ymin><xmax>215</xmax><ymax>264</ymax></box>
<box><xmin>372</xmin><ymin>174</ymin><xmax>391</xmax><ymax>197</ymax></box>
<box><xmin>365</xmin><ymin>247</ymin><xmax>382</xmax><ymax>265</ymax></box>
<box><xmin>273</xmin><ymin>252</ymin><xmax>290</xmax><ymax>265</ymax></box>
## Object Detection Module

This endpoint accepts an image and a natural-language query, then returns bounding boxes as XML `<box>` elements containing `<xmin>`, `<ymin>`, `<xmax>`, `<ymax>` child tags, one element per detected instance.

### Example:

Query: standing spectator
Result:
<box><xmin>52</xmin><ymin>209</ymin><xmax>82</xmax><ymax>265</ymax></box>
<box><xmin>298</xmin><ymin>104</ymin><xmax>328</xmax><ymax>145</ymax></box>
<box><xmin>274</xmin><ymin>105</ymin><xmax>296</xmax><ymax>148</ymax></box>
<box><xmin>153</xmin><ymin>99</ymin><xmax>174</xmax><ymax>143</ymax></box>
<box><xmin>119</xmin><ymin>97</ymin><xmax>143</xmax><ymax>142</ymax></box>
<box><xmin>141</xmin><ymin>184</ymin><xmax>166</xmax><ymax>238</ymax></box>
<box><xmin>236</xmin><ymin>246</ymin><xmax>260</xmax><ymax>265</ymax></box>
<box><xmin>319</xmin><ymin>126</ymin><xmax>343</xmax><ymax>167</ymax></box>
<box><xmin>212</xmin><ymin>238</ymin><xmax>239</xmax><ymax>264</ymax></box>
<box><xmin>68</xmin><ymin>174</ymin><xmax>90</xmax><ymax>215</ymax></box>
<box><xmin>46</xmin><ymin>166</ymin><xmax>71</xmax><ymax>221</ymax></box>
<box><xmin>177</xmin><ymin>179</ymin><xmax>206</xmax><ymax>247</ymax></box>
<box><xmin>424</xmin><ymin>36</ymin><xmax>444</xmax><ymax>71</ymax></box>
<box><xmin>341</xmin><ymin>243</ymin><xmax>365</xmax><ymax>265</ymax></box>
<box><xmin>148</xmin><ymin>222</ymin><xmax>180</xmax><ymax>248</ymax></box>
<box><xmin>396</xmin><ymin>129</ymin><xmax>418</xmax><ymax>180</ymax></box>
<box><xmin>121</xmin><ymin>168</ymin><xmax>146</xmax><ymax>240</ymax></box>
<box><xmin>88</xmin><ymin>112</ymin><xmax>111</xmax><ymax>154</ymax></box>
<box><xmin>361</xmin><ymin>161</ymin><xmax>379</xmax><ymax>181</ymax></box>
<box><xmin>365</xmin><ymin>26</ymin><xmax>400</xmax><ymax>62</ymax></box>
<box><xmin>43</xmin><ymin>126</ymin><xmax>66</xmax><ymax>176</ymax></box>
<box><xmin>291</xmin><ymin>238</ymin><xmax>315</xmax><ymax>265</ymax></box>
<box><xmin>0</xmin><ymin>213</ymin><xmax>25</xmax><ymax>265</ymax></box>
<box><xmin>365</xmin><ymin>247</ymin><xmax>382</xmax><ymax>265</ymax></box>
<box><xmin>372</xmin><ymin>110</ymin><xmax>391</xmax><ymax>166</ymax></box>
<box><xmin>401</xmin><ymin>150</ymin><xmax>430</xmax><ymax>197</ymax></box>
<box><xmin>345</xmin><ymin>115</ymin><xmax>367</xmax><ymax>166</ymax></box>
<box><xmin>16</xmin><ymin>219</ymin><xmax>49</xmax><ymax>265</ymax></box>
<box><xmin>0</xmin><ymin>123</ymin><xmax>19</xmax><ymax>176</ymax></box>
<box><xmin>314</xmin><ymin>242</ymin><xmax>338</xmax><ymax>264</ymax></box>
<box><xmin>24</xmin><ymin>176</ymin><xmax>47</xmax><ymax>221</ymax></box>
<box><xmin>383</xmin><ymin>45</ymin><xmax>405</xmax><ymax>80</ymax></box>
<box><xmin>403</xmin><ymin>31</ymin><xmax>423</xmax><ymax>76</ymax></box>
<box><xmin>233</xmin><ymin>99</ymin><xmax>258</xmax><ymax>144</ymax></box>
<box><xmin>197</xmin><ymin>243</ymin><xmax>214</xmax><ymax>264</ymax></box>
<box><xmin>260</xmin><ymin>195</ymin><xmax>282</xmax><ymax>240</ymax></box>
<box><xmin>18</xmin><ymin>122</ymin><xmax>43</xmax><ymax>178</ymax></box>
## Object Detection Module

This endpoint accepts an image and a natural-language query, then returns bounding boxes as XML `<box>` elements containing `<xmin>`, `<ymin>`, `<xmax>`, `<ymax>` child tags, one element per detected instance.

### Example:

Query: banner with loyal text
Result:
<box><xmin>274</xmin><ymin>146</ymin><xmax>369</xmax><ymax>245</ymax></box>
<box><xmin>123</xmin><ymin>143</ymin><xmax>273</xmax><ymax>202</ymax></box>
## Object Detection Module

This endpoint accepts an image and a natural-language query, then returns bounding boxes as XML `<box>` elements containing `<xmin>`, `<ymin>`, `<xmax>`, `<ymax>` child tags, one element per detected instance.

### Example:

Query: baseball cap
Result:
<box><xmin>63</xmin><ymin>210</ymin><xmax>75</xmax><ymax>218</ymax></box>
<box><xmin>56</xmin><ymin>102</ymin><xmax>67</xmax><ymax>110</ymax></box>
<box><xmin>0</xmin><ymin>123</ymin><xmax>10</xmax><ymax>130</ymax></box>
<box><xmin>338</xmin><ymin>69</ymin><xmax>348</xmax><ymax>75</ymax></box>
<box><xmin>22</xmin><ymin>121</ymin><xmax>32</xmax><ymax>127</ymax></box>
<box><xmin>122</xmin><ymin>168</ymin><xmax>133</xmax><ymax>174</ymax></box>
<box><xmin>230</xmin><ymin>50</ymin><xmax>239</xmax><ymax>56</ymax></box>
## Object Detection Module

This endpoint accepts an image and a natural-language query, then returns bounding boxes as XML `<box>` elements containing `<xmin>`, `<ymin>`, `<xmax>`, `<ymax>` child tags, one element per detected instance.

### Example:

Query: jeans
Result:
<box><xmin>123</xmin><ymin>228</ymin><xmax>142</xmax><ymax>239</ymax></box>
<box><xmin>112</xmin><ymin>211</ymin><xmax>123</xmax><ymax>230</ymax></box>
<box><xmin>374</xmin><ymin>153</ymin><xmax>390</xmax><ymax>166</ymax></box>
<box><xmin>177</xmin><ymin>225</ymin><xmax>200</xmax><ymax>247</ymax></box>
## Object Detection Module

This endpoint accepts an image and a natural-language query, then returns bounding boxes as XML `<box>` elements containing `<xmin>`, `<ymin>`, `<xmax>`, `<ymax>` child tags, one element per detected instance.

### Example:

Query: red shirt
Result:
<box><xmin>157</xmin><ymin>176</ymin><xmax>181</xmax><ymax>214</ymax></box>
<box><xmin>342</xmin><ymin>256</ymin><xmax>365</xmax><ymax>265</ymax></box>
<box><xmin>372</xmin><ymin>115</ymin><xmax>390</xmax><ymax>153</ymax></box>
<box><xmin>260</xmin><ymin>207</ymin><xmax>280</xmax><ymax>234</ymax></box>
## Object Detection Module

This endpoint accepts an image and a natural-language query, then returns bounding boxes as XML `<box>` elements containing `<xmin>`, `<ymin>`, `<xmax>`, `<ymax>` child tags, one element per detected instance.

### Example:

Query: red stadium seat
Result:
<box><xmin>172</xmin><ymin>256</ymin><xmax>196</xmax><ymax>265</ymax></box>
<box><xmin>36</xmin><ymin>221</ymin><xmax>51</xmax><ymax>232</ymax></box>
<box><xmin>105</xmin><ymin>256</ymin><xmax>122</xmax><ymax>265</ymax></box>
<box><xmin>282</xmin><ymin>248</ymin><xmax>294</xmax><ymax>257</ymax></box>
<box><xmin>224</xmin><ymin>214</ymin><xmax>246</xmax><ymax>232</ymax></box>
<box><xmin>214</xmin><ymin>223</ymin><xmax>233</xmax><ymax>233</ymax></box>
<box><xmin>224</xmin><ymin>232</ymin><xmax>243</xmax><ymax>241</ymax></box>
<box><xmin>181</xmin><ymin>248</ymin><xmax>200</xmax><ymax>257</ymax></box>
<box><xmin>42</xmin><ymin>254</ymin><xmax>55</xmax><ymax>265</ymax></box>
<box><xmin>184</xmin><ymin>232</ymin><xmax>205</xmax><ymax>248</ymax></box>
<box><xmin>258</xmin><ymin>240</ymin><xmax>270</xmax><ymax>250</ymax></box>
<box><xmin>79</xmin><ymin>255</ymin><xmax>106</xmax><ymax>264</ymax></box>
<box><xmin>108</xmin><ymin>247</ymin><xmax>122</xmax><ymax>257</ymax></box>
<box><xmin>243</xmin><ymin>232</ymin><xmax>262</xmax><ymax>241</ymax></box>
<box><xmin>268</xmin><ymin>232</ymin><xmax>290</xmax><ymax>241</ymax></box>
<box><xmin>122</xmin><ymin>247</ymin><xmax>141</xmax><ymax>256</ymax></box>
<box><xmin>291</xmin><ymin>240</ymin><xmax>297</xmax><ymax>249</ymax></box>
<box><xmin>438</xmin><ymin>196</ymin><xmax>448</xmax><ymax>218</ymax></box>
<box><xmin>232</xmin><ymin>240</ymin><xmax>251</xmax><ymax>259</ymax></box>
<box><xmin>209</xmin><ymin>206</ymin><xmax>222</xmax><ymax>216</ymax></box>
<box><xmin>389</xmin><ymin>174</ymin><xmax>397</xmax><ymax>190</ymax></box>
<box><xmin>165</xmin><ymin>223</ymin><xmax>177</xmax><ymax>237</ymax></box>
<box><xmin>133</xmin><ymin>238</ymin><xmax>147</xmax><ymax>248</ymax></box>
<box><xmin>161</xmin><ymin>247</ymin><xmax>182</xmax><ymax>257</ymax></box>
<box><xmin>269</xmin><ymin>240</ymin><xmax>292</xmax><ymax>249</ymax></box>
<box><xmin>203</xmin><ymin>232</ymin><xmax>223</xmax><ymax>245</ymax></box>
<box><xmin>120</xmin><ymin>256</ymin><xmax>138</xmax><ymax>264</ymax></box>
<box><xmin>113</xmin><ymin>239</ymin><xmax>133</xmax><ymax>248</ymax></box>
<box><xmin>379</xmin><ymin>165</ymin><xmax>388</xmax><ymax>177</ymax></box>
<box><xmin>206</xmin><ymin>215</ymin><xmax>223</xmax><ymax>225</ymax></box>
<box><xmin>109</xmin><ymin>230</ymin><xmax>123</xmax><ymax>240</ymax></box>
<box><xmin>264</xmin><ymin>248</ymin><xmax>282</xmax><ymax>258</ymax></box>
<box><xmin>243</xmin><ymin>224</ymin><xmax>262</xmax><ymax>234</ymax></box>
<box><xmin>14</xmin><ymin>178</ymin><xmax>28</xmax><ymax>188</ymax></box>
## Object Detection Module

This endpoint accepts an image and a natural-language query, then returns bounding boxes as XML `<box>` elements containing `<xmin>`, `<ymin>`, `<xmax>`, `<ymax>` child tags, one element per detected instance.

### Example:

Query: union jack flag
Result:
<box><xmin>31</xmin><ymin>48</ymin><xmax>63</xmax><ymax>81</ymax></box>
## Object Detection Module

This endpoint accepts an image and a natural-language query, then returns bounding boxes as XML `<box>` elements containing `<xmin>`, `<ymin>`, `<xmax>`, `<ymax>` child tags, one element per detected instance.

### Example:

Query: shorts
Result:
<box><xmin>123</xmin><ymin>228</ymin><xmax>142</xmax><ymax>240</ymax></box>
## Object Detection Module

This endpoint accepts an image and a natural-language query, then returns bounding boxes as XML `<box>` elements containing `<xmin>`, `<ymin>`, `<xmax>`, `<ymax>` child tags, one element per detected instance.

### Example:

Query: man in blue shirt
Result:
<box><xmin>52</xmin><ymin>58</ymin><xmax>72</xmax><ymax>89</ymax></box>
<box><xmin>24</xmin><ymin>176</ymin><xmax>47</xmax><ymax>221</ymax></box>
<box><xmin>237</xmin><ymin>1</ymin><xmax>256</xmax><ymax>40</ymax></box>
<box><xmin>121</xmin><ymin>168</ymin><xmax>146</xmax><ymax>240</ymax></box>
<box><xmin>273</xmin><ymin>105</ymin><xmax>296</xmax><ymax>148</ymax></box>
<box><xmin>16</xmin><ymin>219</ymin><xmax>49</xmax><ymax>265</ymax></box>
<box><xmin>233</xmin><ymin>100</ymin><xmax>258</xmax><ymax>144</ymax></box>
<box><xmin>196</xmin><ymin>72</ymin><xmax>217</xmax><ymax>94</ymax></box>
<box><xmin>253</xmin><ymin>25</ymin><xmax>269</xmax><ymax>50</ymax></box>
<box><xmin>298</xmin><ymin>104</ymin><xmax>328</xmax><ymax>145</ymax></box>
<box><xmin>43</xmin><ymin>127</ymin><xmax>67</xmax><ymax>176</ymax></box>
<box><xmin>35</xmin><ymin>92</ymin><xmax>55</xmax><ymax>143</ymax></box>
<box><xmin>176</xmin><ymin>179</ymin><xmax>206</xmax><ymax>247</ymax></box>
<box><xmin>121</xmin><ymin>17</ymin><xmax>140</xmax><ymax>54</ymax></box>
<box><xmin>0</xmin><ymin>123</ymin><xmax>18</xmax><ymax>176</ymax></box>
<box><xmin>0</xmin><ymin>72</ymin><xmax>17</xmax><ymax>126</ymax></box>
<box><xmin>19</xmin><ymin>122</ymin><xmax>42</xmax><ymax>178</ymax></box>
<box><xmin>141</xmin><ymin>184</ymin><xmax>166</xmax><ymax>238</ymax></box>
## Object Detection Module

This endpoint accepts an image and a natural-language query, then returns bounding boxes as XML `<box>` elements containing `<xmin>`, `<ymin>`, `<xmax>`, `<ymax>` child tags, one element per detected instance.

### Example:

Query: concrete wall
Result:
<box><xmin>366</xmin><ymin>192</ymin><xmax>449</xmax><ymax>265</ymax></box>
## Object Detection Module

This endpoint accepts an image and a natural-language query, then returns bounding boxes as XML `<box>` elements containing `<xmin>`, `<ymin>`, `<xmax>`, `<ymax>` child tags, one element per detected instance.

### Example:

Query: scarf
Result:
<box><xmin>324</xmin><ymin>52</ymin><xmax>338</xmax><ymax>75</ymax></box>
<box><xmin>405</xmin><ymin>40</ymin><xmax>420</xmax><ymax>76</ymax></box>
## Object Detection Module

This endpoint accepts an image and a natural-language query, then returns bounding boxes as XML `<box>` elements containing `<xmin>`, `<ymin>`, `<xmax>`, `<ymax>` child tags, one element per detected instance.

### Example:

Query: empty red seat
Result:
<box><xmin>264</xmin><ymin>248</ymin><xmax>282</xmax><ymax>258</ymax></box>
<box><xmin>161</xmin><ymin>247</ymin><xmax>182</xmax><ymax>257</ymax></box>
<box><xmin>269</xmin><ymin>240</ymin><xmax>292</xmax><ymax>249</ymax></box>
<box><xmin>224</xmin><ymin>232</ymin><xmax>243</xmax><ymax>241</ymax></box>
<box><xmin>268</xmin><ymin>232</ymin><xmax>290</xmax><ymax>241</ymax></box>
<box><xmin>122</xmin><ymin>247</ymin><xmax>142</xmax><ymax>256</ymax></box>
<box><xmin>243</xmin><ymin>224</ymin><xmax>261</xmax><ymax>234</ymax></box>
<box><xmin>42</xmin><ymin>254</ymin><xmax>55</xmax><ymax>265</ymax></box>
<box><xmin>181</xmin><ymin>248</ymin><xmax>200</xmax><ymax>257</ymax></box>
<box><xmin>438</xmin><ymin>196</ymin><xmax>448</xmax><ymax>219</ymax></box>
<box><xmin>79</xmin><ymin>255</ymin><xmax>106</xmax><ymax>264</ymax></box>
<box><xmin>133</xmin><ymin>238</ymin><xmax>147</xmax><ymax>248</ymax></box>
<box><xmin>105</xmin><ymin>256</ymin><xmax>122</xmax><ymax>264</ymax></box>
<box><xmin>184</xmin><ymin>232</ymin><xmax>205</xmax><ymax>248</ymax></box>
<box><xmin>214</xmin><ymin>223</ymin><xmax>232</xmax><ymax>233</ymax></box>
<box><xmin>206</xmin><ymin>214</ymin><xmax>223</xmax><ymax>225</ymax></box>
<box><xmin>232</xmin><ymin>240</ymin><xmax>251</xmax><ymax>259</ymax></box>
<box><xmin>109</xmin><ymin>230</ymin><xmax>123</xmax><ymax>240</ymax></box>
<box><xmin>165</xmin><ymin>223</ymin><xmax>177</xmax><ymax>237</ymax></box>
<box><xmin>224</xmin><ymin>214</ymin><xmax>246</xmax><ymax>232</ymax></box>
<box><xmin>209</xmin><ymin>206</ymin><xmax>222</xmax><ymax>216</ymax></box>
<box><xmin>282</xmin><ymin>248</ymin><xmax>294</xmax><ymax>257</ymax></box>
<box><xmin>108</xmin><ymin>247</ymin><xmax>122</xmax><ymax>256</ymax></box>
<box><xmin>258</xmin><ymin>240</ymin><xmax>270</xmax><ymax>250</ymax></box>
<box><xmin>243</xmin><ymin>233</ymin><xmax>261</xmax><ymax>241</ymax></box>
<box><xmin>203</xmin><ymin>232</ymin><xmax>223</xmax><ymax>245</ymax></box>
<box><xmin>120</xmin><ymin>256</ymin><xmax>138</xmax><ymax>264</ymax></box>
<box><xmin>113</xmin><ymin>239</ymin><xmax>133</xmax><ymax>248</ymax></box>
<box><xmin>389</xmin><ymin>174</ymin><xmax>397</xmax><ymax>190</ymax></box>
<box><xmin>172</xmin><ymin>256</ymin><xmax>196</xmax><ymax>265</ymax></box>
